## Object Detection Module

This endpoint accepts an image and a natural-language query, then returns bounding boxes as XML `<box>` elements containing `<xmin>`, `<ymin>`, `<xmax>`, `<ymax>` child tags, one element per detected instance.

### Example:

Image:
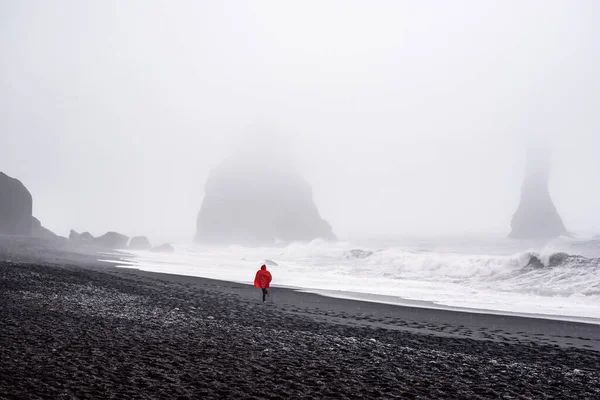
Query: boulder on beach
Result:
<box><xmin>508</xmin><ymin>147</ymin><xmax>567</xmax><ymax>240</ymax></box>
<box><xmin>0</xmin><ymin>172</ymin><xmax>33</xmax><ymax>235</ymax></box>
<box><xmin>196</xmin><ymin>154</ymin><xmax>336</xmax><ymax>244</ymax></box>
<box><xmin>129</xmin><ymin>236</ymin><xmax>151</xmax><ymax>250</ymax></box>
<box><xmin>93</xmin><ymin>232</ymin><xmax>129</xmax><ymax>249</ymax></box>
<box><xmin>150</xmin><ymin>243</ymin><xmax>175</xmax><ymax>253</ymax></box>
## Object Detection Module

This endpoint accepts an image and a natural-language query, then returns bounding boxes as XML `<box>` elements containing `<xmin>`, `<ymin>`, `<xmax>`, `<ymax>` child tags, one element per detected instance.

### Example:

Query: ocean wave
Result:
<box><xmin>345</xmin><ymin>249</ymin><xmax>374</xmax><ymax>259</ymax></box>
<box><xmin>256</xmin><ymin>240</ymin><xmax>600</xmax><ymax>298</ymax></box>
<box><xmin>122</xmin><ymin>238</ymin><xmax>600</xmax><ymax>320</ymax></box>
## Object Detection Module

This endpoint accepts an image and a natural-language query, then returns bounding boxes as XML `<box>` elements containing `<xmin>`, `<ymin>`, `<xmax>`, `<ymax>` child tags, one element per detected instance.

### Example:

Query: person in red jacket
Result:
<box><xmin>254</xmin><ymin>264</ymin><xmax>272</xmax><ymax>303</ymax></box>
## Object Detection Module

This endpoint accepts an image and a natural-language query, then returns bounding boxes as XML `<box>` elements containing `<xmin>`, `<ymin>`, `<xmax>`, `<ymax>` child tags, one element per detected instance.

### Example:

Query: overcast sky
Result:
<box><xmin>1</xmin><ymin>0</ymin><xmax>598</xmax><ymax>241</ymax></box>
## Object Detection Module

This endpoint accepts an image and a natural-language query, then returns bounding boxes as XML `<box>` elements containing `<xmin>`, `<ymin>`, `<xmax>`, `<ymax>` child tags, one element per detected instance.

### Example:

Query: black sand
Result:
<box><xmin>1</xmin><ymin>238</ymin><xmax>599</xmax><ymax>399</ymax></box>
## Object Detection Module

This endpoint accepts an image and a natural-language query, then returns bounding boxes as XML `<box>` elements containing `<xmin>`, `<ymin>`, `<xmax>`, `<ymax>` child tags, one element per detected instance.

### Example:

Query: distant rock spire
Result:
<box><xmin>508</xmin><ymin>145</ymin><xmax>567</xmax><ymax>239</ymax></box>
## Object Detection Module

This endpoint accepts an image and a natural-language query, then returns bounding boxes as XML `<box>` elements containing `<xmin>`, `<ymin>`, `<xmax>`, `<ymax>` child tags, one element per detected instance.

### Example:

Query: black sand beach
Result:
<box><xmin>1</xmin><ymin>239</ymin><xmax>600</xmax><ymax>399</ymax></box>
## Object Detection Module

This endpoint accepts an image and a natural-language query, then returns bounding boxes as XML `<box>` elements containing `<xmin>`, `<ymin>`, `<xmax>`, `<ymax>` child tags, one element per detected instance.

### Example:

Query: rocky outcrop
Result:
<box><xmin>509</xmin><ymin>148</ymin><xmax>567</xmax><ymax>240</ymax></box>
<box><xmin>93</xmin><ymin>232</ymin><xmax>129</xmax><ymax>249</ymax></box>
<box><xmin>1</xmin><ymin>172</ymin><xmax>59</xmax><ymax>240</ymax></box>
<box><xmin>0</xmin><ymin>172</ymin><xmax>33</xmax><ymax>235</ymax></box>
<box><xmin>150</xmin><ymin>243</ymin><xmax>175</xmax><ymax>253</ymax></box>
<box><xmin>196</xmin><ymin>155</ymin><xmax>335</xmax><ymax>244</ymax></box>
<box><xmin>69</xmin><ymin>230</ymin><xmax>138</xmax><ymax>249</ymax></box>
<box><xmin>69</xmin><ymin>230</ymin><xmax>94</xmax><ymax>242</ymax></box>
<box><xmin>129</xmin><ymin>236</ymin><xmax>151</xmax><ymax>250</ymax></box>
<box><xmin>81</xmin><ymin>232</ymin><xmax>94</xmax><ymax>241</ymax></box>
<box><xmin>31</xmin><ymin>217</ymin><xmax>57</xmax><ymax>239</ymax></box>
<box><xmin>524</xmin><ymin>252</ymin><xmax>587</xmax><ymax>269</ymax></box>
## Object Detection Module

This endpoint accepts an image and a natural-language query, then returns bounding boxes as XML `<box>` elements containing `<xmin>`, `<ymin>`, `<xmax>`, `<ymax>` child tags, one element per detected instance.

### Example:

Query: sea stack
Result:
<box><xmin>196</xmin><ymin>155</ymin><xmax>335</xmax><ymax>244</ymax></box>
<box><xmin>508</xmin><ymin>147</ymin><xmax>567</xmax><ymax>239</ymax></box>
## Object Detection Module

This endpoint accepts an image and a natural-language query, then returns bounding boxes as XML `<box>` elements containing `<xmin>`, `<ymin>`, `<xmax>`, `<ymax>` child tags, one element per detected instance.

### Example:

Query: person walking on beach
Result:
<box><xmin>254</xmin><ymin>264</ymin><xmax>272</xmax><ymax>303</ymax></box>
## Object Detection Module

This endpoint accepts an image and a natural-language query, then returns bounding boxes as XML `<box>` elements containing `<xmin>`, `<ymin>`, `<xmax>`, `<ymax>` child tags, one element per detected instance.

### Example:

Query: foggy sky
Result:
<box><xmin>1</xmin><ymin>0</ymin><xmax>599</xmax><ymax>241</ymax></box>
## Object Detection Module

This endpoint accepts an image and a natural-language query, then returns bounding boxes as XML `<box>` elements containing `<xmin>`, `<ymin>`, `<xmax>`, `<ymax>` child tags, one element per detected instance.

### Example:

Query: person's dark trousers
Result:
<box><xmin>262</xmin><ymin>288</ymin><xmax>268</xmax><ymax>302</ymax></box>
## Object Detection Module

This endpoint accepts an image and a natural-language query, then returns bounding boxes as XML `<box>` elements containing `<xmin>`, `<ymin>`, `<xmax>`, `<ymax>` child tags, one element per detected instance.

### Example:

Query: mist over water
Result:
<box><xmin>1</xmin><ymin>1</ymin><xmax>599</xmax><ymax>240</ymax></box>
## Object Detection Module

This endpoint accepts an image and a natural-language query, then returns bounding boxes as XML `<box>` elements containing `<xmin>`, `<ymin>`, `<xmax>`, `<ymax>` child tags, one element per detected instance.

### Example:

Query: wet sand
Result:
<box><xmin>121</xmin><ymin>267</ymin><xmax>600</xmax><ymax>351</ymax></box>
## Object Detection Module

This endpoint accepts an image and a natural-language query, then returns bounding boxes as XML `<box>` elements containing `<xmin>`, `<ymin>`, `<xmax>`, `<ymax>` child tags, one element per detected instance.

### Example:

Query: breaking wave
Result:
<box><xmin>122</xmin><ymin>237</ymin><xmax>600</xmax><ymax>320</ymax></box>
<box><xmin>255</xmin><ymin>239</ymin><xmax>600</xmax><ymax>297</ymax></box>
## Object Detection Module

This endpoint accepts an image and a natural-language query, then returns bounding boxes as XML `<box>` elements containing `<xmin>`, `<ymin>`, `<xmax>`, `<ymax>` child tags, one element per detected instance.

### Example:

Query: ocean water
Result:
<box><xmin>111</xmin><ymin>235</ymin><xmax>600</xmax><ymax>323</ymax></box>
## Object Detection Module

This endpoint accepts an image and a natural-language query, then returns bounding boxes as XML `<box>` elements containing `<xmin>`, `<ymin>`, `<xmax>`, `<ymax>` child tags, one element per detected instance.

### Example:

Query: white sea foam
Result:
<box><xmin>112</xmin><ymin>236</ymin><xmax>600</xmax><ymax>323</ymax></box>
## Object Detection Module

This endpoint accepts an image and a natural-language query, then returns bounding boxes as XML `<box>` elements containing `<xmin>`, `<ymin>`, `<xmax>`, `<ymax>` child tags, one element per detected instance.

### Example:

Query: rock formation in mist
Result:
<box><xmin>196</xmin><ymin>155</ymin><xmax>335</xmax><ymax>244</ymax></box>
<box><xmin>509</xmin><ymin>148</ymin><xmax>567</xmax><ymax>239</ymax></box>
<box><xmin>81</xmin><ymin>232</ymin><xmax>94</xmax><ymax>241</ymax></box>
<box><xmin>129</xmin><ymin>236</ymin><xmax>151</xmax><ymax>250</ymax></box>
<box><xmin>31</xmin><ymin>217</ymin><xmax>58</xmax><ymax>239</ymax></box>
<box><xmin>69</xmin><ymin>230</ymin><xmax>95</xmax><ymax>242</ymax></box>
<box><xmin>150</xmin><ymin>243</ymin><xmax>175</xmax><ymax>253</ymax></box>
<box><xmin>0</xmin><ymin>172</ymin><xmax>33</xmax><ymax>235</ymax></box>
<box><xmin>69</xmin><ymin>230</ymin><xmax>81</xmax><ymax>241</ymax></box>
<box><xmin>1</xmin><ymin>172</ymin><xmax>57</xmax><ymax>238</ymax></box>
<box><xmin>93</xmin><ymin>232</ymin><xmax>130</xmax><ymax>249</ymax></box>
<box><xmin>70</xmin><ymin>230</ymin><xmax>149</xmax><ymax>250</ymax></box>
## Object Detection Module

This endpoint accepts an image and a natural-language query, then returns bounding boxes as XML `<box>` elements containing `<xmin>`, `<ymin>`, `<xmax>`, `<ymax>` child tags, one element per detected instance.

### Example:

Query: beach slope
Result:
<box><xmin>1</xmin><ymin>250</ymin><xmax>599</xmax><ymax>399</ymax></box>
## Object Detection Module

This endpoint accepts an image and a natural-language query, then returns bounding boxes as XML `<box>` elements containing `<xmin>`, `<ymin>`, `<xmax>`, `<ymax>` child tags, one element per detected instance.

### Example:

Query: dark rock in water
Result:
<box><xmin>547</xmin><ymin>252</ymin><xmax>571</xmax><ymax>267</ymax></box>
<box><xmin>129</xmin><ymin>236</ymin><xmax>151</xmax><ymax>250</ymax></box>
<box><xmin>525</xmin><ymin>252</ymin><xmax>582</xmax><ymax>269</ymax></box>
<box><xmin>150</xmin><ymin>243</ymin><xmax>175</xmax><ymax>253</ymax></box>
<box><xmin>0</xmin><ymin>172</ymin><xmax>33</xmax><ymax>235</ymax></box>
<box><xmin>30</xmin><ymin>217</ymin><xmax>57</xmax><ymax>239</ymax></box>
<box><xmin>93</xmin><ymin>232</ymin><xmax>129</xmax><ymax>249</ymax></box>
<box><xmin>525</xmin><ymin>255</ymin><xmax>544</xmax><ymax>269</ymax></box>
<box><xmin>346</xmin><ymin>249</ymin><xmax>374</xmax><ymax>259</ymax></box>
<box><xmin>264</xmin><ymin>259</ymin><xmax>278</xmax><ymax>266</ymax></box>
<box><xmin>509</xmin><ymin>147</ymin><xmax>567</xmax><ymax>239</ymax></box>
<box><xmin>196</xmin><ymin>154</ymin><xmax>335</xmax><ymax>244</ymax></box>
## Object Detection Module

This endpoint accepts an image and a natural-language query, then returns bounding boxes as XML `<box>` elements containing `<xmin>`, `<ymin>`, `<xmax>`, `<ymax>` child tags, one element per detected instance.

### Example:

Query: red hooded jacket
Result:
<box><xmin>254</xmin><ymin>265</ymin><xmax>272</xmax><ymax>289</ymax></box>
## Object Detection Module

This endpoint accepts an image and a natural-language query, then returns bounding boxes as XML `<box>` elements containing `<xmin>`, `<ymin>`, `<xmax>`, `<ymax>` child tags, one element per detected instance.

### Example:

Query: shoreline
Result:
<box><xmin>104</xmin><ymin>257</ymin><xmax>600</xmax><ymax>327</ymax></box>
<box><xmin>299</xmin><ymin>288</ymin><xmax>600</xmax><ymax>326</ymax></box>
<box><xmin>108</xmin><ymin>264</ymin><xmax>600</xmax><ymax>352</ymax></box>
